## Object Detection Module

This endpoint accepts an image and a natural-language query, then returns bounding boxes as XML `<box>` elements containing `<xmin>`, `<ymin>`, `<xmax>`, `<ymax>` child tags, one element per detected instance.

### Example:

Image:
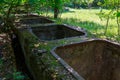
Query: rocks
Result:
<box><xmin>33</xmin><ymin>49</ymin><xmax>47</xmax><ymax>56</ymax></box>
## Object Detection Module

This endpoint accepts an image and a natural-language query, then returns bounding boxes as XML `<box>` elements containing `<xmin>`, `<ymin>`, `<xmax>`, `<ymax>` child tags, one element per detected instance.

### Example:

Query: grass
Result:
<box><xmin>42</xmin><ymin>8</ymin><xmax>120</xmax><ymax>42</ymax></box>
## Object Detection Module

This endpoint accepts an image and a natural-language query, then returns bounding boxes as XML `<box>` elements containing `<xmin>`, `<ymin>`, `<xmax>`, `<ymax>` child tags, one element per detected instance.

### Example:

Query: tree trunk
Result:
<box><xmin>54</xmin><ymin>7</ymin><xmax>59</xmax><ymax>19</ymax></box>
<box><xmin>104</xmin><ymin>10</ymin><xmax>113</xmax><ymax>35</ymax></box>
<box><xmin>116</xmin><ymin>8</ymin><xmax>120</xmax><ymax>35</ymax></box>
<box><xmin>104</xmin><ymin>16</ymin><xmax>109</xmax><ymax>35</ymax></box>
<box><xmin>73</xmin><ymin>2</ymin><xmax>76</xmax><ymax>8</ymax></box>
<box><xmin>88</xmin><ymin>3</ymin><xmax>92</xmax><ymax>9</ymax></box>
<box><xmin>54</xmin><ymin>0</ymin><xmax>59</xmax><ymax>19</ymax></box>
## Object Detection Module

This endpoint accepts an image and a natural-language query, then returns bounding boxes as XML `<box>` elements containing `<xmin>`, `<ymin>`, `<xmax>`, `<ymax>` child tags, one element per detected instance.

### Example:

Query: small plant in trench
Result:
<box><xmin>13</xmin><ymin>71</ymin><xmax>25</xmax><ymax>80</ymax></box>
<box><xmin>0</xmin><ymin>58</ymin><xmax>25</xmax><ymax>80</ymax></box>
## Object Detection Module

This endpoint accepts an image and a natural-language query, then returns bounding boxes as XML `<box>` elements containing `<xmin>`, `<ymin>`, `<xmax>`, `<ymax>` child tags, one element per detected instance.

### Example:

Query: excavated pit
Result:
<box><xmin>20</xmin><ymin>16</ymin><xmax>54</xmax><ymax>25</ymax></box>
<box><xmin>52</xmin><ymin>40</ymin><xmax>120</xmax><ymax>80</ymax></box>
<box><xmin>31</xmin><ymin>24</ymin><xmax>86</xmax><ymax>41</ymax></box>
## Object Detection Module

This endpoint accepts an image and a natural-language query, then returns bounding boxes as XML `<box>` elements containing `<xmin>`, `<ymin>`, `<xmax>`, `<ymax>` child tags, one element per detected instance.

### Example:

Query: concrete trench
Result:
<box><xmin>14</xmin><ymin>14</ymin><xmax>120</xmax><ymax>80</ymax></box>
<box><xmin>51</xmin><ymin>39</ymin><xmax>120</xmax><ymax>80</ymax></box>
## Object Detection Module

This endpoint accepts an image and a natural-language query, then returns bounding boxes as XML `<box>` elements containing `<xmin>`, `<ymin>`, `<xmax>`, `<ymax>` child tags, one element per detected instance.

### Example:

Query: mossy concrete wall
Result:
<box><xmin>15</xmin><ymin>28</ymin><xmax>78</xmax><ymax>80</ymax></box>
<box><xmin>16</xmin><ymin>29</ymin><xmax>53</xmax><ymax>80</ymax></box>
<box><xmin>14</xmin><ymin>14</ymin><xmax>87</xmax><ymax>80</ymax></box>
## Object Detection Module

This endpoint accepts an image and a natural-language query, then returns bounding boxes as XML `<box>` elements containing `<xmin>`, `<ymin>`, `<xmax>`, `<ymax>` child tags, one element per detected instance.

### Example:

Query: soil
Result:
<box><xmin>0</xmin><ymin>33</ymin><xmax>16</xmax><ymax>79</ymax></box>
<box><xmin>0</xmin><ymin>33</ymin><xmax>30</xmax><ymax>80</ymax></box>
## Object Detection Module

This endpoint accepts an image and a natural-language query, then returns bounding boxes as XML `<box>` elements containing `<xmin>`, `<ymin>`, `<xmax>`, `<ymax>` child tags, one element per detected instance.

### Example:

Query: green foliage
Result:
<box><xmin>84</xmin><ymin>0</ymin><xmax>94</xmax><ymax>4</ymax></box>
<box><xmin>98</xmin><ymin>0</ymin><xmax>120</xmax><ymax>35</ymax></box>
<box><xmin>13</xmin><ymin>71</ymin><xmax>25</xmax><ymax>80</ymax></box>
<box><xmin>103</xmin><ymin>0</ymin><xmax>120</xmax><ymax>8</ymax></box>
<box><xmin>0</xmin><ymin>0</ymin><xmax>22</xmax><ymax>15</ymax></box>
<box><xmin>6</xmin><ymin>69</ymin><xmax>25</xmax><ymax>80</ymax></box>
<box><xmin>0</xmin><ymin>0</ymin><xmax>24</xmax><ymax>32</ymax></box>
<box><xmin>116</xmin><ymin>12</ymin><xmax>120</xmax><ymax>17</ymax></box>
<box><xmin>0</xmin><ymin>57</ymin><xmax>25</xmax><ymax>80</ymax></box>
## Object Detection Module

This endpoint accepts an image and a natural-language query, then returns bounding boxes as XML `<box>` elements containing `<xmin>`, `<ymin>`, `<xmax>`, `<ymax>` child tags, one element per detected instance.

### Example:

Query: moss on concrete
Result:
<box><xmin>15</xmin><ymin>26</ymin><xmax>88</xmax><ymax>80</ymax></box>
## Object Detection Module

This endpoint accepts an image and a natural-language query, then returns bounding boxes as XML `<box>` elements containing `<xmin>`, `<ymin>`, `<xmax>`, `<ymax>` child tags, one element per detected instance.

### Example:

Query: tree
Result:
<box><xmin>98</xmin><ymin>0</ymin><xmax>120</xmax><ymax>35</ymax></box>
<box><xmin>53</xmin><ymin>0</ymin><xmax>61</xmax><ymax>18</ymax></box>
<box><xmin>0</xmin><ymin>0</ymin><xmax>23</xmax><ymax>33</ymax></box>
<box><xmin>48</xmin><ymin>0</ymin><xmax>70</xmax><ymax>19</ymax></box>
<box><xmin>67</xmin><ymin>0</ymin><xmax>95</xmax><ymax>8</ymax></box>
<box><xmin>92</xmin><ymin>0</ymin><xmax>104</xmax><ymax>7</ymax></box>
<box><xmin>84</xmin><ymin>0</ymin><xmax>94</xmax><ymax>8</ymax></box>
<box><xmin>72</xmin><ymin>0</ymin><xmax>82</xmax><ymax>8</ymax></box>
<box><xmin>0</xmin><ymin>0</ymin><xmax>45</xmax><ymax>32</ymax></box>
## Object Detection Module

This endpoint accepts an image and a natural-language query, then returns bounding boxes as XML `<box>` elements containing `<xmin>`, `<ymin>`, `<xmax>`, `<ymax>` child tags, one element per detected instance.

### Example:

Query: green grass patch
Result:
<box><xmin>42</xmin><ymin>8</ymin><xmax>120</xmax><ymax>42</ymax></box>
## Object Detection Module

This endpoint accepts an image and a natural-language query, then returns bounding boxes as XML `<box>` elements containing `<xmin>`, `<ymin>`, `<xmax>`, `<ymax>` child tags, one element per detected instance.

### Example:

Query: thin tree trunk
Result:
<box><xmin>104</xmin><ymin>16</ymin><xmax>109</xmax><ymax>35</ymax></box>
<box><xmin>116</xmin><ymin>9</ymin><xmax>120</xmax><ymax>35</ymax></box>
<box><xmin>54</xmin><ymin>7</ymin><xmax>59</xmax><ymax>19</ymax></box>
<box><xmin>73</xmin><ymin>2</ymin><xmax>76</xmax><ymax>8</ymax></box>
<box><xmin>6</xmin><ymin>5</ymin><xmax>13</xmax><ymax>20</ymax></box>
<box><xmin>117</xmin><ymin>17</ymin><xmax>120</xmax><ymax>35</ymax></box>
<box><xmin>54</xmin><ymin>0</ymin><xmax>59</xmax><ymax>19</ymax></box>
<box><xmin>116</xmin><ymin>0</ymin><xmax>120</xmax><ymax>36</ymax></box>
<box><xmin>5</xmin><ymin>4</ymin><xmax>13</xmax><ymax>31</ymax></box>
<box><xmin>104</xmin><ymin>10</ymin><xmax>113</xmax><ymax>35</ymax></box>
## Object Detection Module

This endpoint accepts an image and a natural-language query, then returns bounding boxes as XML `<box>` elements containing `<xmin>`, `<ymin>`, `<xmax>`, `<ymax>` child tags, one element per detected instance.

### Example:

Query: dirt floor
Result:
<box><xmin>0</xmin><ymin>33</ymin><xmax>28</xmax><ymax>80</ymax></box>
<box><xmin>0</xmin><ymin>33</ymin><xmax>16</xmax><ymax>79</ymax></box>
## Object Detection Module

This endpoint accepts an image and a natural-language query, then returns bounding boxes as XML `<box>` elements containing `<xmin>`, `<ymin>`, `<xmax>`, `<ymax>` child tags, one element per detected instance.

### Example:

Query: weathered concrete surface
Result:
<box><xmin>15</xmin><ymin>28</ymin><xmax>53</xmax><ymax>80</ymax></box>
<box><xmin>16</xmin><ymin>28</ymin><xmax>79</xmax><ymax>80</ymax></box>
<box><xmin>20</xmin><ymin>15</ymin><xmax>54</xmax><ymax>25</ymax></box>
<box><xmin>54</xmin><ymin>39</ymin><xmax>120</xmax><ymax>80</ymax></box>
<box><xmin>32</xmin><ymin>24</ymin><xmax>86</xmax><ymax>41</ymax></box>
